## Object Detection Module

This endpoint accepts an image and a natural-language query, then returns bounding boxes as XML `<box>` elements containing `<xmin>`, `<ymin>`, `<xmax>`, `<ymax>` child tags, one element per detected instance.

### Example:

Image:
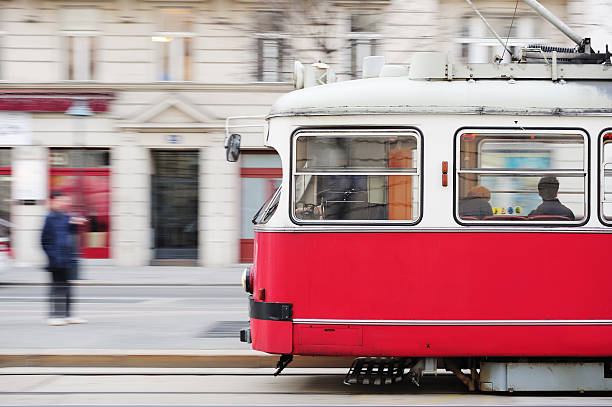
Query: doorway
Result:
<box><xmin>240</xmin><ymin>152</ymin><xmax>281</xmax><ymax>263</ymax></box>
<box><xmin>151</xmin><ymin>150</ymin><xmax>199</xmax><ymax>262</ymax></box>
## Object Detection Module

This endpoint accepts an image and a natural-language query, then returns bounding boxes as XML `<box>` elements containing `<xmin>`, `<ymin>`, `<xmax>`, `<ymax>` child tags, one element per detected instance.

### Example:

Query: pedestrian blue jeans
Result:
<box><xmin>49</xmin><ymin>267</ymin><xmax>71</xmax><ymax>318</ymax></box>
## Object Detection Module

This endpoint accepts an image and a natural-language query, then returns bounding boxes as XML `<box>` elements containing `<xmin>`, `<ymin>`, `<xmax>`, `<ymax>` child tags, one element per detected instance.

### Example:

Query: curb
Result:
<box><xmin>0</xmin><ymin>350</ymin><xmax>354</xmax><ymax>368</ymax></box>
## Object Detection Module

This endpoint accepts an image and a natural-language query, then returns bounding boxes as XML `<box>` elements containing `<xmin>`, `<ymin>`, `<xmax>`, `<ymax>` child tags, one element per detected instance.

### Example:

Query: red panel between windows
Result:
<box><xmin>241</xmin><ymin>168</ymin><xmax>282</xmax><ymax>178</ymax></box>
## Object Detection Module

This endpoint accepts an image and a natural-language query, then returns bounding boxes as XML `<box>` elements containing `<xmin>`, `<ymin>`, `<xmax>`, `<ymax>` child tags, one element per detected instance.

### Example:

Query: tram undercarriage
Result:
<box><xmin>243</xmin><ymin>322</ymin><xmax>612</xmax><ymax>392</ymax></box>
<box><xmin>336</xmin><ymin>356</ymin><xmax>612</xmax><ymax>392</ymax></box>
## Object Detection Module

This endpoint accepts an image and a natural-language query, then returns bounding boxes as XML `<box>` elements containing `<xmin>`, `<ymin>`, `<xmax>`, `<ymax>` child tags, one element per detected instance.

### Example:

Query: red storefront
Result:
<box><xmin>49</xmin><ymin>149</ymin><xmax>111</xmax><ymax>259</ymax></box>
<box><xmin>0</xmin><ymin>91</ymin><xmax>114</xmax><ymax>259</ymax></box>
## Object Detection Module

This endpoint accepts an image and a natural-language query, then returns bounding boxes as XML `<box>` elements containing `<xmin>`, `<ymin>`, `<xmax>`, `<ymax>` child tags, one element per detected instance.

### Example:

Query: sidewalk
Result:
<box><xmin>0</xmin><ymin>263</ymin><xmax>316</xmax><ymax>368</ymax></box>
<box><xmin>0</xmin><ymin>264</ymin><xmax>244</xmax><ymax>286</ymax></box>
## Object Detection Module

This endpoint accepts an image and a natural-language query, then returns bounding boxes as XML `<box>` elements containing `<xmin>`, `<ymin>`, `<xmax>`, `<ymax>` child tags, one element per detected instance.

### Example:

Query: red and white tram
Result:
<box><xmin>228</xmin><ymin>1</ymin><xmax>612</xmax><ymax>392</ymax></box>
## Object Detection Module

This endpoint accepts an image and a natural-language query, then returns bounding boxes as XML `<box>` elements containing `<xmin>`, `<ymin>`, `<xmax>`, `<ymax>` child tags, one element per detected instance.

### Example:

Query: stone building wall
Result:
<box><xmin>0</xmin><ymin>0</ymin><xmax>609</xmax><ymax>266</ymax></box>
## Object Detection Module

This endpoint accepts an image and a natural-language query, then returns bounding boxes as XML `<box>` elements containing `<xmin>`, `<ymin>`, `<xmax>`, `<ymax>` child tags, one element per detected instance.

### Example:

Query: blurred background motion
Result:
<box><xmin>0</xmin><ymin>0</ymin><xmax>610</xmax><ymax>268</ymax></box>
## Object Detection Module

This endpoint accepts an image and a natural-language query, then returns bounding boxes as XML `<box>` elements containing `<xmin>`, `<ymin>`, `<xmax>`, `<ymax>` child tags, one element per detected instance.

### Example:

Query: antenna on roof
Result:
<box><xmin>464</xmin><ymin>0</ymin><xmax>515</xmax><ymax>61</ymax></box>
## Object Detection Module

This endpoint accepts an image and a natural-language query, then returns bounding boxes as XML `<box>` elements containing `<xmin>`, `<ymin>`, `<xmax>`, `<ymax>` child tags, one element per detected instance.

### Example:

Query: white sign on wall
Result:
<box><xmin>12</xmin><ymin>160</ymin><xmax>47</xmax><ymax>201</ymax></box>
<box><xmin>0</xmin><ymin>112</ymin><xmax>32</xmax><ymax>146</ymax></box>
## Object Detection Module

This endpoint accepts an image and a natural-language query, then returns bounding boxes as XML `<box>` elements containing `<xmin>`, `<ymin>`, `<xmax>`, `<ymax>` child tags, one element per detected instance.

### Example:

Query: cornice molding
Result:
<box><xmin>117</xmin><ymin>123</ymin><xmax>224</xmax><ymax>132</ymax></box>
<box><xmin>0</xmin><ymin>82</ymin><xmax>293</xmax><ymax>93</ymax></box>
<box><xmin>119</xmin><ymin>92</ymin><xmax>224</xmax><ymax>132</ymax></box>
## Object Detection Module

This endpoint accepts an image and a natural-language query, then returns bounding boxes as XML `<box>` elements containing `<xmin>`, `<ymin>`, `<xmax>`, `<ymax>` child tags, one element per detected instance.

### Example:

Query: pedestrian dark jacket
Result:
<box><xmin>458</xmin><ymin>197</ymin><xmax>493</xmax><ymax>219</ymax></box>
<box><xmin>41</xmin><ymin>210</ymin><xmax>78</xmax><ymax>271</ymax></box>
<box><xmin>528</xmin><ymin>198</ymin><xmax>575</xmax><ymax>220</ymax></box>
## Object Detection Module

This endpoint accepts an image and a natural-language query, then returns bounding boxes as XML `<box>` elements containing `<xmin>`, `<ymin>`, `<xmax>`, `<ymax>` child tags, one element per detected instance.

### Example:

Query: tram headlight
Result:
<box><xmin>242</xmin><ymin>266</ymin><xmax>252</xmax><ymax>294</ymax></box>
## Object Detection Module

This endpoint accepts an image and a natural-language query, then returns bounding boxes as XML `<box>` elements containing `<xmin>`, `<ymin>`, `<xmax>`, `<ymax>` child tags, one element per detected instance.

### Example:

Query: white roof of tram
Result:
<box><xmin>269</xmin><ymin>74</ymin><xmax>612</xmax><ymax>118</ymax></box>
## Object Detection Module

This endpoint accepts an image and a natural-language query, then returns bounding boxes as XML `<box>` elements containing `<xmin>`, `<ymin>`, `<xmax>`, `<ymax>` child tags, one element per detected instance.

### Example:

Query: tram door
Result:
<box><xmin>151</xmin><ymin>150</ymin><xmax>199</xmax><ymax>263</ymax></box>
<box><xmin>240</xmin><ymin>152</ymin><xmax>281</xmax><ymax>263</ymax></box>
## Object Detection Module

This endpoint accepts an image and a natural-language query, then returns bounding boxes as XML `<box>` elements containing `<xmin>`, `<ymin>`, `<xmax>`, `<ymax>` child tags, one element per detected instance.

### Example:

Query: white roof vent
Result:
<box><xmin>380</xmin><ymin>65</ymin><xmax>409</xmax><ymax>77</ymax></box>
<box><xmin>362</xmin><ymin>56</ymin><xmax>386</xmax><ymax>78</ymax></box>
<box><xmin>293</xmin><ymin>61</ymin><xmax>336</xmax><ymax>89</ymax></box>
<box><xmin>408</xmin><ymin>52</ymin><xmax>448</xmax><ymax>80</ymax></box>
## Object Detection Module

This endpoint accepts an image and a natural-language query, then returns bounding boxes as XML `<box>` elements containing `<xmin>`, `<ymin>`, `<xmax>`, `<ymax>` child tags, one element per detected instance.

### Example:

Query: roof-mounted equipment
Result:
<box><xmin>519</xmin><ymin>0</ymin><xmax>611</xmax><ymax>64</ymax></box>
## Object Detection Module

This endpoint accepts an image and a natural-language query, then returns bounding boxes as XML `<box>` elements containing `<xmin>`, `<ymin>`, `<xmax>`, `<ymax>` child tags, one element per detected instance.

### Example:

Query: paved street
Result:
<box><xmin>2</xmin><ymin>368</ymin><xmax>612</xmax><ymax>406</ymax></box>
<box><xmin>3</xmin><ymin>270</ymin><xmax>612</xmax><ymax>405</ymax></box>
<box><xmin>0</xmin><ymin>285</ymin><xmax>251</xmax><ymax>350</ymax></box>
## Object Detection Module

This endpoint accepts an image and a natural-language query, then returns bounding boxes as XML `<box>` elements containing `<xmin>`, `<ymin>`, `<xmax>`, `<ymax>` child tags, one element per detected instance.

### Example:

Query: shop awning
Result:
<box><xmin>0</xmin><ymin>91</ymin><xmax>114</xmax><ymax>113</ymax></box>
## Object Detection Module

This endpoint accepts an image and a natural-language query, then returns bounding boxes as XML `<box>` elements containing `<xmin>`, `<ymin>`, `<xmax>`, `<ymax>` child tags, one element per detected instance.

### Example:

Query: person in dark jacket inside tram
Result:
<box><xmin>529</xmin><ymin>176</ymin><xmax>575</xmax><ymax>220</ymax></box>
<box><xmin>459</xmin><ymin>185</ymin><xmax>493</xmax><ymax>219</ymax></box>
<box><xmin>41</xmin><ymin>191</ymin><xmax>87</xmax><ymax>326</ymax></box>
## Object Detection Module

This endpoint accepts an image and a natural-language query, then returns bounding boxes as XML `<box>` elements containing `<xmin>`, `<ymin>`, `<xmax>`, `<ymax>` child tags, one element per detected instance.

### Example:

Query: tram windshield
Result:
<box><xmin>293</xmin><ymin>131</ymin><xmax>420</xmax><ymax>223</ymax></box>
<box><xmin>457</xmin><ymin>132</ymin><xmax>586</xmax><ymax>222</ymax></box>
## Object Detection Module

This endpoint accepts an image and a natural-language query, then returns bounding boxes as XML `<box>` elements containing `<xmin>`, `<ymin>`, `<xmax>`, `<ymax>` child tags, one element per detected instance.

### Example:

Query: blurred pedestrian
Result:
<box><xmin>41</xmin><ymin>191</ymin><xmax>87</xmax><ymax>326</ymax></box>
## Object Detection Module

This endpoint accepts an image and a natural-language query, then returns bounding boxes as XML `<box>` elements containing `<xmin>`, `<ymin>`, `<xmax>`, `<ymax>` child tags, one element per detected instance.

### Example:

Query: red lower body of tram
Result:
<box><xmin>247</xmin><ymin>231</ymin><xmax>612</xmax><ymax>357</ymax></box>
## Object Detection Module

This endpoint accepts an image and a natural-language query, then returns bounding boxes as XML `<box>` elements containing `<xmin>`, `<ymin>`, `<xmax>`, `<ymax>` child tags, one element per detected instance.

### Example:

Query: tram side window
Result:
<box><xmin>457</xmin><ymin>132</ymin><xmax>586</xmax><ymax>223</ymax></box>
<box><xmin>602</xmin><ymin>134</ymin><xmax>612</xmax><ymax>221</ymax></box>
<box><xmin>293</xmin><ymin>131</ymin><xmax>420</xmax><ymax>222</ymax></box>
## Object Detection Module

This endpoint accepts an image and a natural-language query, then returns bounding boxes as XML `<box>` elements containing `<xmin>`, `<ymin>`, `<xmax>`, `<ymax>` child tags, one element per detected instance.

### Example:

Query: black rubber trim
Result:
<box><xmin>249</xmin><ymin>297</ymin><xmax>293</xmax><ymax>321</ymax></box>
<box><xmin>598</xmin><ymin>128</ymin><xmax>612</xmax><ymax>226</ymax></box>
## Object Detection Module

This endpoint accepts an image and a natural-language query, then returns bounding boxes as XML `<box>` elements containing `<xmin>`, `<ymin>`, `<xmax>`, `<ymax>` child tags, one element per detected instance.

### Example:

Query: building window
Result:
<box><xmin>255</xmin><ymin>11</ymin><xmax>286</xmax><ymax>82</ymax></box>
<box><xmin>456</xmin><ymin>131</ymin><xmax>587</xmax><ymax>223</ymax></box>
<box><xmin>241</xmin><ymin>152</ymin><xmax>281</xmax><ymax>263</ymax></box>
<box><xmin>348</xmin><ymin>13</ymin><xmax>380</xmax><ymax>78</ymax></box>
<box><xmin>49</xmin><ymin>149</ymin><xmax>111</xmax><ymax>259</ymax></box>
<box><xmin>601</xmin><ymin>130</ymin><xmax>612</xmax><ymax>222</ymax></box>
<box><xmin>455</xmin><ymin>15</ymin><xmax>545</xmax><ymax>63</ymax></box>
<box><xmin>293</xmin><ymin>129</ymin><xmax>421</xmax><ymax>223</ymax></box>
<box><xmin>60</xmin><ymin>7</ymin><xmax>99</xmax><ymax>80</ymax></box>
<box><xmin>153</xmin><ymin>8</ymin><xmax>193</xmax><ymax>81</ymax></box>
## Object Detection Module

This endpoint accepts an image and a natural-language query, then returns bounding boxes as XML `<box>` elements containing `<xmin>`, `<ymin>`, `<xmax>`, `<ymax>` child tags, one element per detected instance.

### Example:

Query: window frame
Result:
<box><xmin>62</xmin><ymin>33</ymin><xmax>97</xmax><ymax>81</ymax></box>
<box><xmin>153</xmin><ymin>7</ymin><xmax>194</xmax><ymax>82</ymax></box>
<box><xmin>454</xmin><ymin>127</ymin><xmax>590</xmax><ymax>226</ymax></box>
<box><xmin>290</xmin><ymin>127</ymin><xmax>424</xmax><ymax>226</ymax></box>
<box><xmin>345</xmin><ymin>32</ymin><xmax>383</xmax><ymax>79</ymax></box>
<box><xmin>253</xmin><ymin>8</ymin><xmax>288</xmax><ymax>83</ymax></box>
<box><xmin>599</xmin><ymin>128</ymin><xmax>612</xmax><ymax>226</ymax></box>
<box><xmin>344</xmin><ymin>13</ymin><xmax>382</xmax><ymax>79</ymax></box>
<box><xmin>59</xmin><ymin>7</ymin><xmax>99</xmax><ymax>82</ymax></box>
<box><xmin>255</xmin><ymin>33</ymin><xmax>288</xmax><ymax>83</ymax></box>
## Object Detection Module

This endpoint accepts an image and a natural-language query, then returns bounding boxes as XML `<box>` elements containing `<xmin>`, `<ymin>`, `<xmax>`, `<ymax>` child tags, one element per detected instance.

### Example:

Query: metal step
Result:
<box><xmin>344</xmin><ymin>357</ymin><xmax>409</xmax><ymax>385</ymax></box>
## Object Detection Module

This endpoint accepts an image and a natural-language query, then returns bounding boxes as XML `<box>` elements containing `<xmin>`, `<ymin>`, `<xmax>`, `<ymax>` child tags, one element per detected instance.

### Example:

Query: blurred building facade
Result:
<box><xmin>0</xmin><ymin>0</ymin><xmax>610</xmax><ymax>266</ymax></box>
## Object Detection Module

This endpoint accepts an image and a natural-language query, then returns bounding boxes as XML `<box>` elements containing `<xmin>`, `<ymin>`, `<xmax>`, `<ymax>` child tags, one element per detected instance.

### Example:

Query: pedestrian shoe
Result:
<box><xmin>47</xmin><ymin>318</ymin><xmax>67</xmax><ymax>326</ymax></box>
<box><xmin>65</xmin><ymin>317</ymin><xmax>87</xmax><ymax>324</ymax></box>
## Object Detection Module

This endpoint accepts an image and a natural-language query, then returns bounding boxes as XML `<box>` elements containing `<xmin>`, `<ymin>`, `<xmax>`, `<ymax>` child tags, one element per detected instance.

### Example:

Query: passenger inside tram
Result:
<box><xmin>294</xmin><ymin>133</ymin><xmax>419</xmax><ymax>222</ymax></box>
<box><xmin>295</xmin><ymin>175</ymin><xmax>379</xmax><ymax>220</ymax></box>
<box><xmin>528</xmin><ymin>176</ymin><xmax>575</xmax><ymax>221</ymax></box>
<box><xmin>458</xmin><ymin>132</ymin><xmax>585</xmax><ymax>222</ymax></box>
<box><xmin>458</xmin><ymin>185</ymin><xmax>493</xmax><ymax>219</ymax></box>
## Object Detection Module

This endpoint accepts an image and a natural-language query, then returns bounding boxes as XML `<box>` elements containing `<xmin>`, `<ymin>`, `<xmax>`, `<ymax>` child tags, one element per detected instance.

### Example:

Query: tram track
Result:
<box><xmin>2</xmin><ymin>369</ymin><xmax>612</xmax><ymax>406</ymax></box>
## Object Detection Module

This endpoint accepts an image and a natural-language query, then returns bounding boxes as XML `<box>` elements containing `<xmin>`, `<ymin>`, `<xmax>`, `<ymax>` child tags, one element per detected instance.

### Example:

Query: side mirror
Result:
<box><xmin>225</xmin><ymin>133</ymin><xmax>241</xmax><ymax>162</ymax></box>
